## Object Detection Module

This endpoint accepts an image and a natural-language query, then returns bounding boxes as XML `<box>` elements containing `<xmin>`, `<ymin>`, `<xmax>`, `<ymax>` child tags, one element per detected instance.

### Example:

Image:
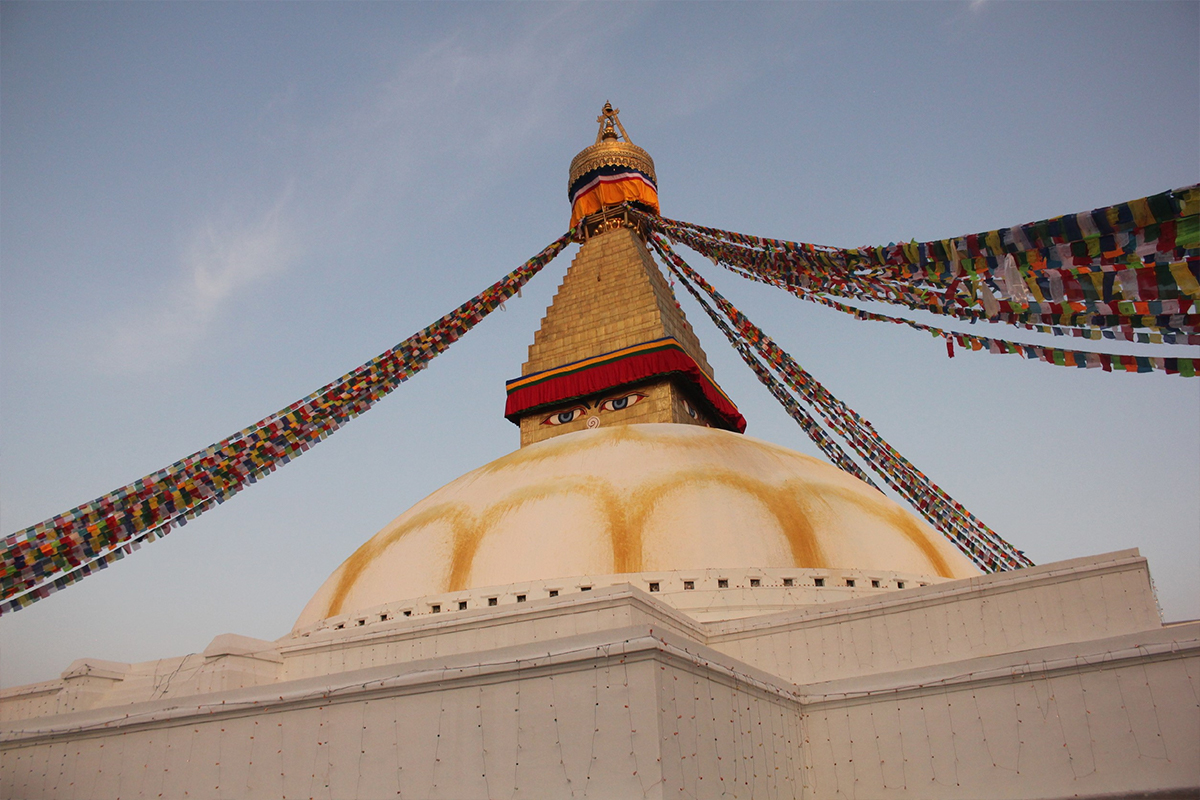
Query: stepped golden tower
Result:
<box><xmin>506</xmin><ymin>103</ymin><xmax>743</xmax><ymax>446</ymax></box>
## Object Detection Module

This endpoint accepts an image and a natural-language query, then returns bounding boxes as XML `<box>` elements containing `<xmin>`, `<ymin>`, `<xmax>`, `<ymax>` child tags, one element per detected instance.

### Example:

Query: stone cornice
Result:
<box><xmin>796</xmin><ymin>623</ymin><xmax>1200</xmax><ymax>711</ymax></box>
<box><xmin>705</xmin><ymin>549</ymin><xmax>1151</xmax><ymax>642</ymax></box>
<box><xmin>0</xmin><ymin>624</ymin><xmax>795</xmax><ymax>749</ymax></box>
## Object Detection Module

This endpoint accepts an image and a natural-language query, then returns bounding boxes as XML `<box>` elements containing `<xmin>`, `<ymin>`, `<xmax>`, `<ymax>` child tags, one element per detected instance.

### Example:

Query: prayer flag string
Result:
<box><xmin>0</xmin><ymin>233</ymin><xmax>575</xmax><ymax>614</ymax></box>
<box><xmin>648</xmin><ymin>233</ymin><xmax>1031</xmax><ymax>573</ymax></box>
<box><xmin>632</xmin><ymin>185</ymin><xmax>1200</xmax><ymax>370</ymax></box>
<box><xmin>725</xmin><ymin>263</ymin><xmax>1198</xmax><ymax>376</ymax></box>
<box><xmin>648</xmin><ymin>214</ymin><xmax>1198</xmax><ymax>343</ymax></box>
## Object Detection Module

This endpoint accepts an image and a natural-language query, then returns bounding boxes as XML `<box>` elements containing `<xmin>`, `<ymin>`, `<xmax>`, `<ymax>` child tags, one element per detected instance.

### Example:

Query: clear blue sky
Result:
<box><xmin>2</xmin><ymin>2</ymin><xmax>1197</xmax><ymax>688</ymax></box>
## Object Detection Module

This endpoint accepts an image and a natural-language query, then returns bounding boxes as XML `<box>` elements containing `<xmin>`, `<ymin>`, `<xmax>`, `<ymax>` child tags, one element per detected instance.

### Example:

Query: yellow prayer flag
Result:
<box><xmin>1130</xmin><ymin>198</ymin><xmax>1155</xmax><ymax>228</ymax></box>
<box><xmin>1169</xmin><ymin>261</ymin><xmax>1200</xmax><ymax>299</ymax></box>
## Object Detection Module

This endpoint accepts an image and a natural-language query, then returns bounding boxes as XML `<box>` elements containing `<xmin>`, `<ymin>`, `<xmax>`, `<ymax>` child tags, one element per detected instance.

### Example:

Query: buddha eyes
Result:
<box><xmin>542</xmin><ymin>406</ymin><xmax>587</xmax><ymax>426</ymax></box>
<box><xmin>682</xmin><ymin>398</ymin><xmax>711</xmax><ymax>426</ymax></box>
<box><xmin>599</xmin><ymin>392</ymin><xmax>647</xmax><ymax>412</ymax></box>
<box><xmin>540</xmin><ymin>392</ymin><xmax>647</xmax><ymax>426</ymax></box>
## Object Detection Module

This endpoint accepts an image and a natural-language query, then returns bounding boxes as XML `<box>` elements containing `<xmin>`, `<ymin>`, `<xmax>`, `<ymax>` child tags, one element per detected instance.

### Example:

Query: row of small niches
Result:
<box><xmin>323</xmin><ymin>575</ymin><xmax>928</xmax><ymax>632</ymax></box>
<box><xmin>328</xmin><ymin>586</ymin><xmax>599</xmax><ymax>630</ymax></box>
<box><xmin>648</xmin><ymin>576</ymin><xmax>925</xmax><ymax>592</ymax></box>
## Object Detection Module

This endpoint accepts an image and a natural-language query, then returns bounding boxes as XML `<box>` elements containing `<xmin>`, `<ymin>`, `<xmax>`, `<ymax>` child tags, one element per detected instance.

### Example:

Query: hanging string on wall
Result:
<box><xmin>647</xmin><ymin>233</ymin><xmax>1031</xmax><ymax>573</ymax></box>
<box><xmin>0</xmin><ymin>232</ymin><xmax>575</xmax><ymax>614</ymax></box>
<box><xmin>634</xmin><ymin>184</ymin><xmax>1199</xmax><ymax>376</ymax></box>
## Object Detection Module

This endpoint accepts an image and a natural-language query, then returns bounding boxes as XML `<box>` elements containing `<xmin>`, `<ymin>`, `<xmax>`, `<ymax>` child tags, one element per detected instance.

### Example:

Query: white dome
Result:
<box><xmin>295</xmin><ymin>424</ymin><xmax>977</xmax><ymax>629</ymax></box>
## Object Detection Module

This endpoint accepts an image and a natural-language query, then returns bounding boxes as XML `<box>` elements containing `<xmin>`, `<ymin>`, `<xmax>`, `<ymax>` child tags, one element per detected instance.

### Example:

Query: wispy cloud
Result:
<box><xmin>96</xmin><ymin>188</ymin><xmax>298</xmax><ymax>373</ymax></box>
<box><xmin>942</xmin><ymin>0</ymin><xmax>990</xmax><ymax>39</ymax></box>
<box><xmin>87</xmin><ymin>10</ymin><xmax>601</xmax><ymax>375</ymax></box>
<box><xmin>88</xmin><ymin>5</ymin><xmax>668</xmax><ymax>374</ymax></box>
<box><xmin>322</xmin><ymin>5</ymin><xmax>639</xmax><ymax>215</ymax></box>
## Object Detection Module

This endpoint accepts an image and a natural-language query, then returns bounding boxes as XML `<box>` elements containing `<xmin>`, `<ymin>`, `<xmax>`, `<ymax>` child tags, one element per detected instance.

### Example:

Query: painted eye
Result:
<box><xmin>542</xmin><ymin>406</ymin><xmax>587</xmax><ymax>426</ymax></box>
<box><xmin>599</xmin><ymin>393</ymin><xmax>647</xmax><ymax>413</ymax></box>
<box><xmin>682</xmin><ymin>399</ymin><xmax>698</xmax><ymax>419</ymax></box>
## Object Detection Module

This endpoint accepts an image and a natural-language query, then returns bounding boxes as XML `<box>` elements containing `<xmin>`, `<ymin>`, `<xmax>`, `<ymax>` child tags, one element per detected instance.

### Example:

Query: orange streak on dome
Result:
<box><xmin>623</xmin><ymin>468</ymin><xmax>827</xmax><ymax>570</ymax></box>
<box><xmin>325</xmin><ymin>502</ymin><xmax>475</xmax><ymax>618</ymax></box>
<box><xmin>822</xmin><ymin>485</ymin><xmax>954</xmax><ymax>578</ymax></box>
<box><xmin>447</xmin><ymin>476</ymin><xmax>634</xmax><ymax>591</ymax></box>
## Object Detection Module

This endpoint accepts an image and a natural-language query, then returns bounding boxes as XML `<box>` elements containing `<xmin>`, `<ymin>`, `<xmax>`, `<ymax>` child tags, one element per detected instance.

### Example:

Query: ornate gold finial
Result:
<box><xmin>595</xmin><ymin>101</ymin><xmax>631</xmax><ymax>144</ymax></box>
<box><xmin>568</xmin><ymin>103</ymin><xmax>660</xmax><ymax>233</ymax></box>
<box><xmin>570</xmin><ymin>103</ymin><xmax>657</xmax><ymax>197</ymax></box>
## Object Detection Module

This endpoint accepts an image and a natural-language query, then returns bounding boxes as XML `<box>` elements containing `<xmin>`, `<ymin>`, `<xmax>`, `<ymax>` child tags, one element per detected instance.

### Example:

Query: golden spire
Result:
<box><xmin>502</xmin><ymin>104</ymin><xmax>743</xmax><ymax>447</ymax></box>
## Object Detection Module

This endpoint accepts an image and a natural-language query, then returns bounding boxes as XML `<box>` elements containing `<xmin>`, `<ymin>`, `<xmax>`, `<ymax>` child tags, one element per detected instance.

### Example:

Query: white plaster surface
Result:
<box><xmin>296</xmin><ymin>424</ymin><xmax>978</xmax><ymax>629</ymax></box>
<box><xmin>3</xmin><ymin>550</ymin><xmax>1198</xmax><ymax>799</ymax></box>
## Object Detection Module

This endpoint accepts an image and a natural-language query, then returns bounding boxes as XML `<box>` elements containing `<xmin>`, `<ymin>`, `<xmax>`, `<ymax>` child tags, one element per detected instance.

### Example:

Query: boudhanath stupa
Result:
<box><xmin>2</xmin><ymin>106</ymin><xmax>1197</xmax><ymax>800</ymax></box>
